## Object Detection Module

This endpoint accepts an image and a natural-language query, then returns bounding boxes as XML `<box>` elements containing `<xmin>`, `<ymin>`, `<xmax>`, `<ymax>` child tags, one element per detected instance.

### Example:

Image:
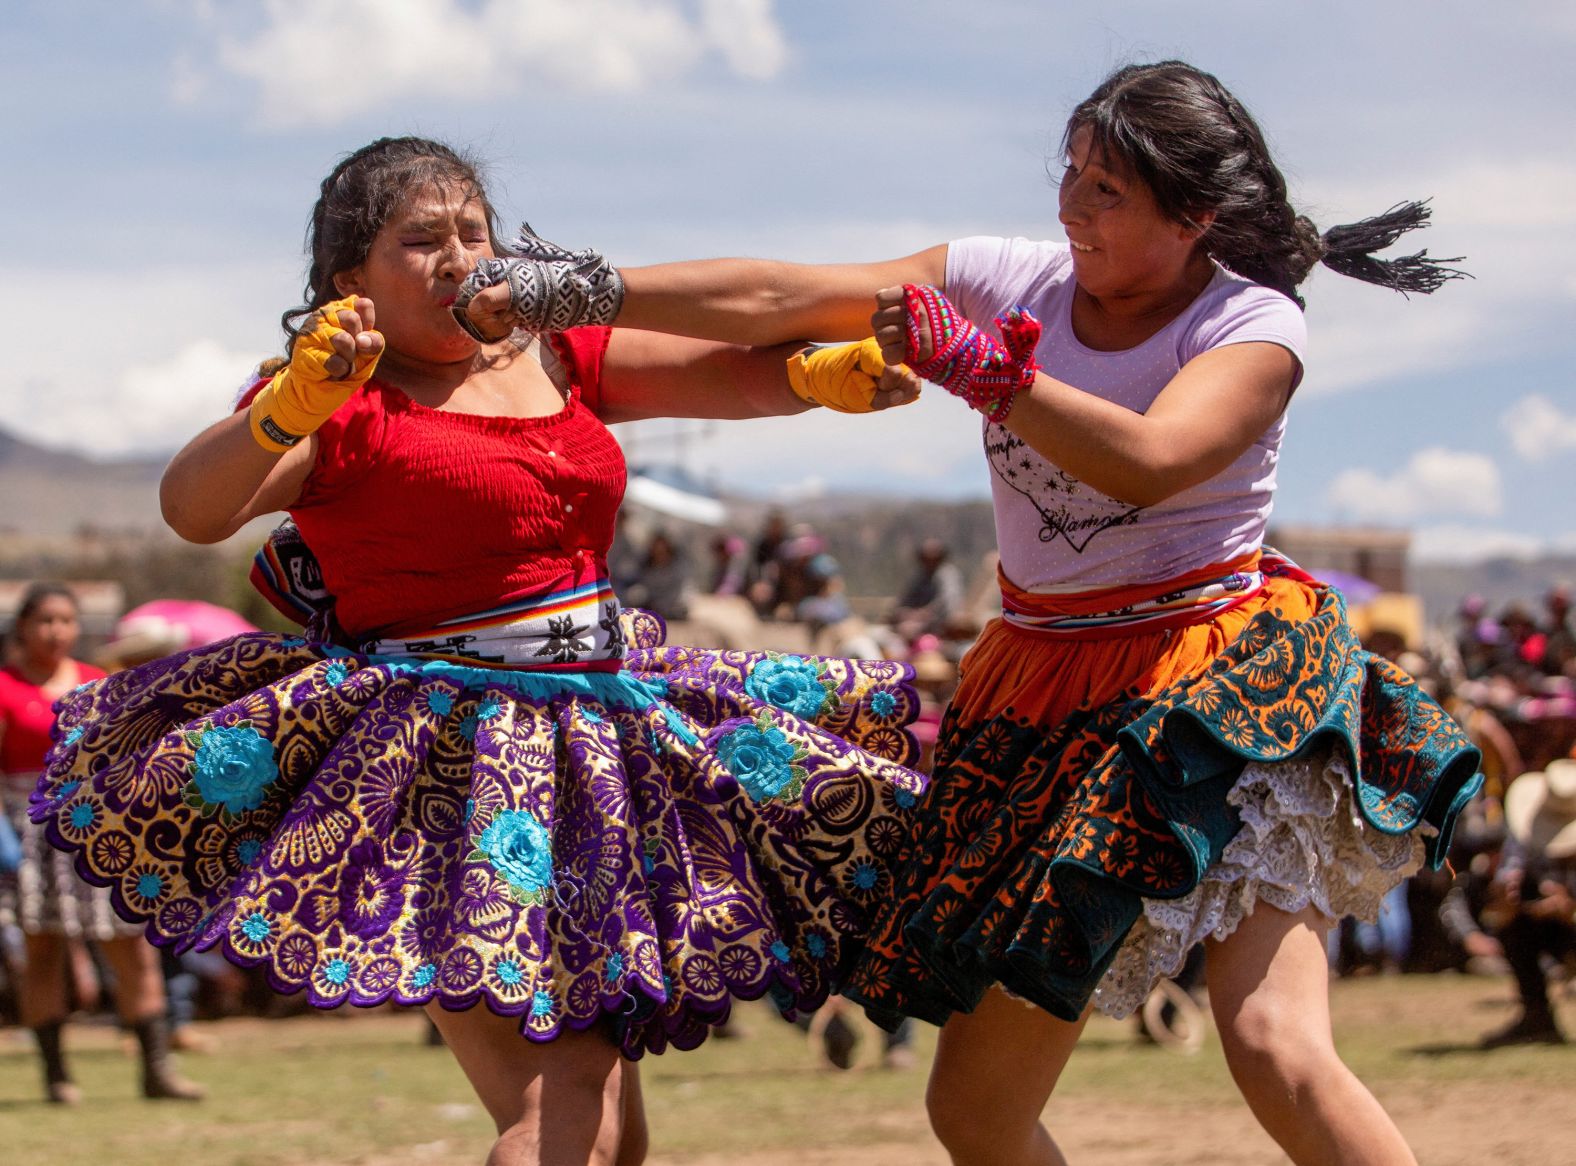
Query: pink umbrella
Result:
<box><xmin>102</xmin><ymin>599</ymin><xmax>259</xmax><ymax>665</ymax></box>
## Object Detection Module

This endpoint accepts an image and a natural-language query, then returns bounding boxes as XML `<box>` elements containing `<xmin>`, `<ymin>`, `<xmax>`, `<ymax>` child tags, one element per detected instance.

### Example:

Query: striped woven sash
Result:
<box><xmin>362</xmin><ymin>577</ymin><xmax>627</xmax><ymax>671</ymax></box>
<box><xmin>999</xmin><ymin>551</ymin><xmax>1313</xmax><ymax>639</ymax></box>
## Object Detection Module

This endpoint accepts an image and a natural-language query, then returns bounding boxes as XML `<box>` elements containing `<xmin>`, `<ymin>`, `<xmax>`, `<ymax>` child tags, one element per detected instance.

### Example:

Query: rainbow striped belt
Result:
<box><xmin>999</xmin><ymin>551</ymin><xmax>1312</xmax><ymax>639</ymax></box>
<box><xmin>362</xmin><ymin>577</ymin><xmax>626</xmax><ymax>671</ymax></box>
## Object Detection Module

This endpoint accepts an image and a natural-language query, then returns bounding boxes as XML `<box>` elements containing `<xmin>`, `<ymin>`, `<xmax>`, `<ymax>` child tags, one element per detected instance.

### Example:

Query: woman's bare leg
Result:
<box><xmin>98</xmin><ymin>937</ymin><xmax>166</xmax><ymax>1023</ymax></box>
<box><xmin>613</xmin><ymin>1060</ymin><xmax>647</xmax><ymax>1166</ymax></box>
<box><xmin>427</xmin><ymin>1003</ymin><xmax>625</xmax><ymax>1166</ymax></box>
<box><xmin>926</xmin><ymin>988</ymin><xmax>1089</xmax><ymax>1166</ymax></box>
<box><xmin>1206</xmin><ymin>903</ymin><xmax>1417</xmax><ymax>1166</ymax></box>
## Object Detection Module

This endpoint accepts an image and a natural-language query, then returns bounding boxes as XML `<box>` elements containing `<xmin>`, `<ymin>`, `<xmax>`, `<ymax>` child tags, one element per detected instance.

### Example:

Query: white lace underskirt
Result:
<box><xmin>1090</xmin><ymin>747</ymin><xmax>1425</xmax><ymax>1019</ymax></box>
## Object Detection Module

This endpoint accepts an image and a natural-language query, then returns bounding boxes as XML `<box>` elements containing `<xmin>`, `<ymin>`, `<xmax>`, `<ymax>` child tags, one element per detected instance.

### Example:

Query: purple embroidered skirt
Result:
<box><xmin>28</xmin><ymin>611</ymin><xmax>924</xmax><ymax>1056</ymax></box>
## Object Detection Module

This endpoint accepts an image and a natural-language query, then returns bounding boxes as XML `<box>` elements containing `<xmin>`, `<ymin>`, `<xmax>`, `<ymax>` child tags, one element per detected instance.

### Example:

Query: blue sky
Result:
<box><xmin>4</xmin><ymin>0</ymin><xmax>1574</xmax><ymax>562</ymax></box>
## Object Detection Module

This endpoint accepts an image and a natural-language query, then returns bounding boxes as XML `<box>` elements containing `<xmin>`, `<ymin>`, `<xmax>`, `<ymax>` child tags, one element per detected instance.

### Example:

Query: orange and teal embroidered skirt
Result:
<box><xmin>29</xmin><ymin>612</ymin><xmax>925</xmax><ymax>1057</ymax></box>
<box><xmin>845</xmin><ymin>570</ymin><xmax>1482</xmax><ymax>1028</ymax></box>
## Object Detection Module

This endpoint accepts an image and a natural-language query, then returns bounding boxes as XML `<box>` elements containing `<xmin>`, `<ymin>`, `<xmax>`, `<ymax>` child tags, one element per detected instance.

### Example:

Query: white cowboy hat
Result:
<box><xmin>1503</xmin><ymin>758</ymin><xmax>1576</xmax><ymax>859</ymax></box>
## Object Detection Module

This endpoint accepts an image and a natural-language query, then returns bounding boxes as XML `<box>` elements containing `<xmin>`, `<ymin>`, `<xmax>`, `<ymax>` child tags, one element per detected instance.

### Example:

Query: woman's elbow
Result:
<box><xmin>159</xmin><ymin>482</ymin><xmax>230</xmax><ymax>544</ymax></box>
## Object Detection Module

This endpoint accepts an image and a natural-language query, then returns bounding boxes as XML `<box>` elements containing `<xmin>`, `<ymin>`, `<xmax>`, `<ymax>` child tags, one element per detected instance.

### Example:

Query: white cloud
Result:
<box><xmin>1294</xmin><ymin>155</ymin><xmax>1576</xmax><ymax>396</ymax></box>
<box><xmin>615</xmin><ymin>390</ymin><xmax>992</xmax><ymax>499</ymax></box>
<box><xmin>1411</xmin><ymin>524</ymin><xmax>1564</xmax><ymax>564</ymax></box>
<box><xmin>1502</xmin><ymin>393</ymin><xmax>1576</xmax><ymax>463</ymax></box>
<box><xmin>52</xmin><ymin>341</ymin><xmax>260</xmax><ymax>458</ymax></box>
<box><xmin>0</xmin><ymin>260</ymin><xmax>296</xmax><ymax>457</ymax></box>
<box><xmin>700</xmin><ymin>0</ymin><xmax>789</xmax><ymax>79</ymax></box>
<box><xmin>1325</xmin><ymin>447</ymin><xmax>1502</xmax><ymax>524</ymax></box>
<box><xmin>209</xmin><ymin>0</ymin><xmax>788</xmax><ymax>127</ymax></box>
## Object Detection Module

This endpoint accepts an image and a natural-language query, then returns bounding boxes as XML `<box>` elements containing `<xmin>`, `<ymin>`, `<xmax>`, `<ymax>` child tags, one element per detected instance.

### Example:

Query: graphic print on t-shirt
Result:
<box><xmin>985</xmin><ymin>423</ymin><xmax>1142</xmax><ymax>553</ymax></box>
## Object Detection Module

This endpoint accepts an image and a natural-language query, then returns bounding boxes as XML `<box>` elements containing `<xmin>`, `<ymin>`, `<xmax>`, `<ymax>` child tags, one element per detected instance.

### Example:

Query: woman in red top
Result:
<box><xmin>30</xmin><ymin>138</ymin><xmax>926</xmax><ymax>1165</ymax></box>
<box><xmin>1</xmin><ymin>583</ymin><xmax>202</xmax><ymax>1103</ymax></box>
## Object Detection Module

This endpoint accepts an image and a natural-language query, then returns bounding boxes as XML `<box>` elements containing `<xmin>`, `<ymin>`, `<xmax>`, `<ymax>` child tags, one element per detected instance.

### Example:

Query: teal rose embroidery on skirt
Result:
<box><xmin>471</xmin><ymin>809</ymin><xmax>555</xmax><ymax>905</ymax></box>
<box><xmin>745</xmin><ymin>655</ymin><xmax>838</xmax><ymax>721</ymax></box>
<box><xmin>717</xmin><ymin>712</ymin><xmax>809</xmax><ymax>804</ymax></box>
<box><xmin>182</xmin><ymin>721</ymin><xmax>280</xmax><ymax>823</ymax></box>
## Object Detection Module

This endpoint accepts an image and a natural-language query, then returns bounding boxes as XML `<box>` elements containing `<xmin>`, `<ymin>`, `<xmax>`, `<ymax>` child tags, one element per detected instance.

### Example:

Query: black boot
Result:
<box><xmin>32</xmin><ymin>1020</ymin><xmax>81</xmax><ymax>1105</ymax></box>
<box><xmin>131</xmin><ymin>1015</ymin><xmax>205</xmax><ymax>1101</ymax></box>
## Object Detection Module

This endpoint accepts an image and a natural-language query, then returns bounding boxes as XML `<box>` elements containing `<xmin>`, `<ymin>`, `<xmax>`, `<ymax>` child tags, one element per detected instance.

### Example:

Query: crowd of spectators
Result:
<box><xmin>7</xmin><ymin>548</ymin><xmax>1574</xmax><ymax>1070</ymax></box>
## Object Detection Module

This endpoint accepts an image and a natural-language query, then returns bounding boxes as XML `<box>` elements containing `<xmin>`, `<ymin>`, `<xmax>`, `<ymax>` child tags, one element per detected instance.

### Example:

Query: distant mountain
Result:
<box><xmin>0</xmin><ymin>427</ymin><xmax>168</xmax><ymax>536</ymax></box>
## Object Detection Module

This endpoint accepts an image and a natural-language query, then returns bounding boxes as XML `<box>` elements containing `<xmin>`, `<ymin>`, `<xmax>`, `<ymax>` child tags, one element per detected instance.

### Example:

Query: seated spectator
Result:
<box><xmin>624</xmin><ymin>530</ymin><xmax>692</xmax><ymax>621</ymax></box>
<box><xmin>1543</xmin><ymin>586</ymin><xmax>1576</xmax><ymax>676</ymax></box>
<box><xmin>890</xmin><ymin>539</ymin><xmax>966</xmax><ymax>646</ymax></box>
<box><xmin>707</xmin><ymin>534</ymin><xmax>750</xmax><ymax>597</ymax></box>
<box><xmin>1476</xmin><ymin>759</ymin><xmax>1576</xmax><ymax>1047</ymax></box>
<box><xmin>796</xmin><ymin>554</ymin><xmax>850</xmax><ymax>638</ymax></box>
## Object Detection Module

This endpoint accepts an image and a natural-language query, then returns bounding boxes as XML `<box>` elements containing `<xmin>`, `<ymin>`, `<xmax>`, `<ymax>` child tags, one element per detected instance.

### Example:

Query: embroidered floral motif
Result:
<box><xmin>182</xmin><ymin>721</ymin><xmax>279</xmax><ymax>822</ymax></box>
<box><xmin>869</xmin><ymin>689</ymin><xmax>899</xmax><ymax>718</ymax></box>
<box><xmin>716</xmin><ymin>713</ymin><xmax>809</xmax><ymax>804</ymax></box>
<box><xmin>410</xmin><ymin>962</ymin><xmax>438</xmax><ymax>991</ymax></box>
<box><xmin>240</xmin><ymin>911</ymin><xmax>273</xmax><ymax>945</ymax></box>
<box><xmin>535</xmin><ymin>614</ymin><xmax>592</xmax><ymax>663</ymax></box>
<box><xmin>746</xmin><ymin>655</ymin><xmax>837</xmax><ymax>720</ymax></box>
<box><xmin>338</xmin><ymin>840</ymin><xmax>408</xmax><ymax>939</ymax></box>
<box><xmin>27</xmin><ymin>626</ymin><xmax>929</xmax><ymax>1058</ymax></box>
<box><xmin>471</xmin><ymin>809</ymin><xmax>554</xmax><ymax>905</ymax></box>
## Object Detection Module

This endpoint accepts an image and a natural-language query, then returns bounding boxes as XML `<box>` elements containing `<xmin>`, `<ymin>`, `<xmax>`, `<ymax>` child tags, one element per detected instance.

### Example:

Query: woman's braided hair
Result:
<box><xmin>1063</xmin><ymin>61</ymin><xmax>1467</xmax><ymax>308</ymax></box>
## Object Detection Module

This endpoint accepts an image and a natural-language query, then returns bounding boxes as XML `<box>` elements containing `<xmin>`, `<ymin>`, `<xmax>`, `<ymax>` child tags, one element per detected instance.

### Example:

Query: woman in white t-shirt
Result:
<box><xmin>460</xmin><ymin>60</ymin><xmax>1479</xmax><ymax>1166</ymax></box>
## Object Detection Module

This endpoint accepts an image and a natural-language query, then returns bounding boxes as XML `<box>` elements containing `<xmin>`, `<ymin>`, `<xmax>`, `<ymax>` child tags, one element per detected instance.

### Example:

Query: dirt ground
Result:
<box><xmin>4</xmin><ymin>972</ymin><xmax>1572</xmax><ymax>1165</ymax></box>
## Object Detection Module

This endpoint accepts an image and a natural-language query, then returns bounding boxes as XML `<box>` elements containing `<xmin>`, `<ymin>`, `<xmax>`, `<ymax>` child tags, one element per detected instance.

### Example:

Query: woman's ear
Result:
<box><xmin>333</xmin><ymin>267</ymin><xmax>366</xmax><ymax>297</ymax></box>
<box><xmin>1182</xmin><ymin>209</ymin><xmax>1218</xmax><ymax>240</ymax></box>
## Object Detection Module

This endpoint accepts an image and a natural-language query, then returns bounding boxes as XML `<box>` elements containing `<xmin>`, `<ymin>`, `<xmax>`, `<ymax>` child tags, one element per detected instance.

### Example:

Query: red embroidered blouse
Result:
<box><xmin>238</xmin><ymin>327</ymin><xmax>626</xmax><ymax>639</ymax></box>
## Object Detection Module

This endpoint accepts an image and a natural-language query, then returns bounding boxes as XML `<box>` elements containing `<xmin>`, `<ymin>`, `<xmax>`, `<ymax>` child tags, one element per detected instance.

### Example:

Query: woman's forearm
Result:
<box><xmin>160</xmin><ymin>412</ymin><xmax>307</xmax><ymax>543</ymax></box>
<box><xmin>617</xmin><ymin>247</ymin><xmax>948</xmax><ymax>346</ymax></box>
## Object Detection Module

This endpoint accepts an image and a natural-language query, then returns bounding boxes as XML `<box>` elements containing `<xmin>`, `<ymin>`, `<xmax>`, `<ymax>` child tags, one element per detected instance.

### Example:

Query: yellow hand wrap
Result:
<box><xmin>786</xmin><ymin>337</ymin><xmax>897</xmax><ymax>414</ymax></box>
<box><xmin>249</xmin><ymin>296</ymin><xmax>382</xmax><ymax>453</ymax></box>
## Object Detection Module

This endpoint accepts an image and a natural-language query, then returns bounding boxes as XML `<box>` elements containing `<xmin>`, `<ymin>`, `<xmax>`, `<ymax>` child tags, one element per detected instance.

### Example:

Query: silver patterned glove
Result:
<box><xmin>451</xmin><ymin>223</ymin><xmax>625</xmax><ymax>341</ymax></box>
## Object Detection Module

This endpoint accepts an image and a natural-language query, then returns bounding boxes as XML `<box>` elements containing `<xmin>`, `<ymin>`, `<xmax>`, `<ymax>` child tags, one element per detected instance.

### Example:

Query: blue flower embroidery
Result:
<box><xmin>136</xmin><ymin>873</ymin><xmax>164</xmax><ymax>901</ymax></box>
<box><xmin>321</xmin><ymin>958</ymin><xmax>351</xmax><ymax>986</ymax></box>
<box><xmin>769</xmin><ymin>941</ymin><xmax>792</xmax><ymax>964</ymax></box>
<box><xmin>236</xmin><ymin>839</ymin><xmax>264</xmax><ymax>867</ymax></box>
<box><xmin>717</xmin><ymin>715</ymin><xmax>806</xmax><ymax>804</ymax></box>
<box><xmin>411</xmin><ymin>963</ymin><xmax>437</xmax><ymax>990</ymax></box>
<box><xmin>495</xmin><ymin>958</ymin><xmax>525</xmax><ymax>986</ymax></box>
<box><xmin>477</xmin><ymin>699</ymin><xmax>502</xmax><ymax>721</ymax></box>
<box><xmin>850</xmin><ymin>859</ymin><xmax>880</xmax><ymax>890</ymax></box>
<box><xmin>428</xmin><ymin>690</ymin><xmax>454</xmax><ymax>718</ymax></box>
<box><xmin>806</xmin><ymin>934</ymin><xmax>829</xmax><ymax>960</ymax></box>
<box><xmin>869</xmin><ymin>690</ymin><xmax>898</xmax><ymax>717</ymax></box>
<box><xmin>68</xmin><ymin>802</ymin><xmax>96</xmax><ymax>830</ymax></box>
<box><xmin>894</xmin><ymin>788</ymin><xmax>917</xmax><ymax>810</ymax></box>
<box><xmin>64</xmin><ymin>725</ymin><xmax>85</xmax><ymax>745</ymax></box>
<box><xmin>745</xmin><ymin>656</ymin><xmax>834</xmax><ymax>720</ymax></box>
<box><xmin>56</xmin><ymin>780</ymin><xmax>81</xmax><ymax>799</ymax></box>
<box><xmin>323</xmin><ymin>661</ymin><xmax>349</xmax><ymax>687</ymax></box>
<box><xmin>530</xmin><ymin>990</ymin><xmax>555</xmax><ymax>1018</ymax></box>
<box><xmin>184</xmin><ymin>723</ymin><xmax>278</xmax><ymax>818</ymax></box>
<box><xmin>458</xmin><ymin>714</ymin><xmax>480</xmax><ymax>740</ymax></box>
<box><xmin>473</xmin><ymin>810</ymin><xmax>554</xmax><ymax>905</ymax></box>
<box><xmin>605</xmin><ymin>952</ymin><xmax>626</xmax><ymax>984</ymax></box>
<box><xmin>240</xmin><ymin>912</ymin><xmax>272</xmax><ymax>943</ymax></box>
<box><xmin>579</xmin><ymin>704</ymin><xmax>604</xmax><ymax>725</ymax></box>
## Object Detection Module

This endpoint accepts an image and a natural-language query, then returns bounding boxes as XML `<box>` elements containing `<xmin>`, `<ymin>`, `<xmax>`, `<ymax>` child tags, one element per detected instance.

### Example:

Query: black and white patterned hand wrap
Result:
<box><xmin>451</xmin><ymin>224</ymin><xmax>625</xmax><ymax>341</ymax></box>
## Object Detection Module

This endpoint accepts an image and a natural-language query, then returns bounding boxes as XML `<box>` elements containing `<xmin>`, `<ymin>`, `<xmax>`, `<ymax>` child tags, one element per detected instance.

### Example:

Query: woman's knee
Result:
<box><xmin>1218</xmin><ymin>994</ymin><xmax>1336</xmax><ymax>1092</ymax></box>
<box><xmin>925</xmin><ymin>1069</ymin><xmax>1021</xmax><ymax>1157</ymax></box>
